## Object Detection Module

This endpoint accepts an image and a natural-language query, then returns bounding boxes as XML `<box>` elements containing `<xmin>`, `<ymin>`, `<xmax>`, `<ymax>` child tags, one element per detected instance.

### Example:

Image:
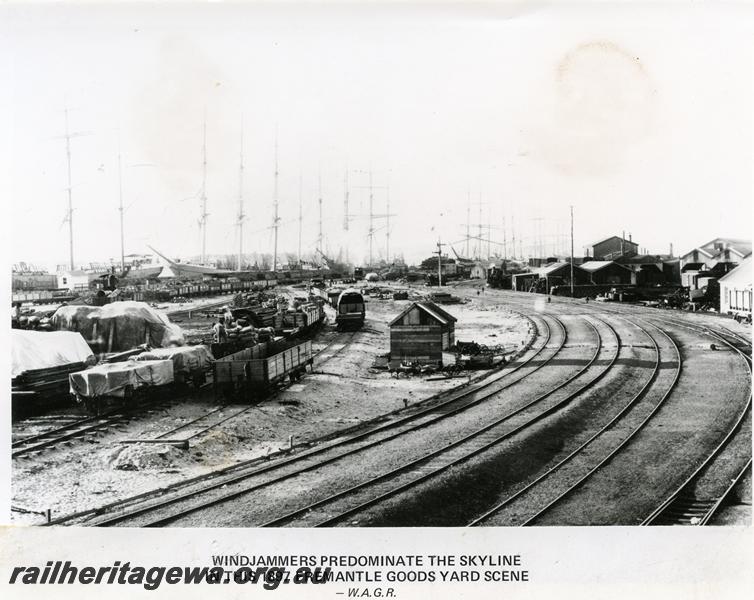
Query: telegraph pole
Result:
<box><xmin>502</xmin><ymin>213</ymin><xmax>507</xmax><ymax>260</ymax></box>
<box><xmin>570</xmin><ymin>205</ymin><xmax>575</xmax><ymax>297</ymax></box>
<box><xmin>272</xmin><ymin>128</ymin><xmax>280</xmax><ymax>272</ymax></box>
<box><xmin>436</xmin><ymin>239</ymin><xmax>445</xmax><ymax>287</ymax></box>
<box><xmin>511</xmin><ymin>214</ymin><xmax>516</xmax><ymax>260</ymax></box>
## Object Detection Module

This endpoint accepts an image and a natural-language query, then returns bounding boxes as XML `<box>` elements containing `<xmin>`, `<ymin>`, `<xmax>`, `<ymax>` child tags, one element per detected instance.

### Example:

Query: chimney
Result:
<box><xmin>629</xmin><ymin>233</ymin><xmax>632</xmax><ymax>243</ymax></box>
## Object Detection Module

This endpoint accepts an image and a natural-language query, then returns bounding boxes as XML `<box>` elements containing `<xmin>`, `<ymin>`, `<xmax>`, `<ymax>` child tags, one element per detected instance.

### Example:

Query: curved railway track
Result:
<box><xmin>46</xmin><ymin>311</ymin><xmax>576</xmax><ymax>525</ymax></box>
<box><xmin>42</xmin><ymin>289</ymin><xmax>751</xmax><ymax>527</ymax></box>
<box><xmin>76</xmin><ymin>314</ymin><xmax>615</xmax><ymax>527</ymax></box>
<box><xmin>640</xmin><ymin>326</ymin><xmax>751</xmax><ymax>526</ymax></box>
<box><xmin>478</xmin><ymin>290</ymin><xmax>751</xmax><ymax>526</ymax></box>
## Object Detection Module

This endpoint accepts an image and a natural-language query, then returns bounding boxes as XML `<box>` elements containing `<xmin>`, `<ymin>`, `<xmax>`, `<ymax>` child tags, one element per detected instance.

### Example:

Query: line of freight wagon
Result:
<box><xmin>11</xmin><ymin>279</ymin><xmax>278</xmax><ymax>305</ymax></box>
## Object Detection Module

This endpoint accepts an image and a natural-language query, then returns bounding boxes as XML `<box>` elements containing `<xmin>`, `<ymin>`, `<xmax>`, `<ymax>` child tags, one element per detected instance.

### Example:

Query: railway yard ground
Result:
<box><xmin>10</xmin><ymin>282</ymin><xmax>752</xmax><ymax>528</ymax></box>
<box><xmin>11</xmin><ymin>285</ymin><xmax>531</xmax><ymax>525</ymax></box>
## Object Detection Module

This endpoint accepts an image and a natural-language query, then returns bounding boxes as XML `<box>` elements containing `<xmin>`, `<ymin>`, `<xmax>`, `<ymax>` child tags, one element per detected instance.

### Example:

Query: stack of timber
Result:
<box><xmin>12</xmin><ymin>362</ymin><xmax>89</xmax><ymax>416</ymax></box>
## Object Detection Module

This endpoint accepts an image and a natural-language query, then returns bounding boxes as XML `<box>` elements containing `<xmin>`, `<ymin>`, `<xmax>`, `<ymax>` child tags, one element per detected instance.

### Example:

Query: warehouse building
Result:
<box><xmin>680</xmin><ymin>238</ymin><xmax>752</xmax><ymax>270</ymax></box>
<box><xmin>680</xmin><ymin>238</ymin><xmax>751</xmax><ymax>291</ymax></box>
<box><xmin>512</xmin><ymin>262</ymin><xmax>589</xmax><ymax>293</ymax></box>
<box><xmin>591</xmin><ymin>235</ymin><xmax>639</xmax><ymax>260</ymax></box>
<box><xmin>719</xmin><ymin>256</ymin><xmax>752</xmax><ymax>320</ymax></box>
<box><xmin>580</xmin><ymin>261</ymin><xmax>633</xmax><ymax>285</ymax></box>
<box><xmin>389</xmin><ymin>301</ymin><xmax>457</xmax><ymax>366</ymax></box>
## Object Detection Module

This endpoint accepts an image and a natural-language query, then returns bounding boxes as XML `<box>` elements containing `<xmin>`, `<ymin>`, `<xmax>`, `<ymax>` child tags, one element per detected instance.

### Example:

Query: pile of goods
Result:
<box><xmin>452</xmin><ymin>340</ymin><xmax>507</xmax><ymax>369</ymax></box>
<box><xmin>429</xmin><ymin>292</ymin><xmax>463</xmax><ymax>304</ymax></box>
<box><xmin>52</xmin><ymin>301</ymin><xmax>184</xmax><ymax>354</ymax></box>
<box><xmin>11</xmin><ymin>330</ymin><xmax>97</xmax><ymax>414</ymax></box>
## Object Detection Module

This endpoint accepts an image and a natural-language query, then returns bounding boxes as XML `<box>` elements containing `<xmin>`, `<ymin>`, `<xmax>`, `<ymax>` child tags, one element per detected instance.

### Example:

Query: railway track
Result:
<box><xmin>73</xmin><ymin>314</ymin><xmax>616</xmax><ymax>527</ymax></box>
<box><xmin>466</xmin><ymin>315</ymin><xmax>680</xmax><ymax>526</ymax></box>
<box><xmin>258</xmin><ymin>316</ymin><xmax>615</xmax><ymax>527</ymax></box>
<box><xmin>12</xmin><ymin>397</ymin><xmax>182</xmax><ymax>459</ymax></box>
<box><xmin>312</xmin><ymin>329</ymin><xmax>358</xmax><ymax>370</ymax></box>
<box><xmin>640</xmin><ymin>326</ymin><xmax>752</xmax><ymax>526</ymax></box>
<box><xmin>480</xmin><ymin>290</ymin><xmax>750</xmax><ymax>526</ymax></box>
<box><xmin>44</xmin><ymin>290</ymin><xmax>751</xmax><ymax>527</ymax></box>
<box><xmin>122</xmin><ymin>403</ymin><xmax>258</xmax><ymax>448</ymax></box>
<box><xmin>46</xmin><ymin>311</ymin><xmax>572</xmax><ymax>525</ymax></box>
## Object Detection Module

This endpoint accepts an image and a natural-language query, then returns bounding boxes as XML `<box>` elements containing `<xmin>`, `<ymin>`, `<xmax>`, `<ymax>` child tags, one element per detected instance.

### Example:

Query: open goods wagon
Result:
<box><xmin>213</xmin><ymin>340</ymin><xmax>313</xmax><ymax>400</ymax></box>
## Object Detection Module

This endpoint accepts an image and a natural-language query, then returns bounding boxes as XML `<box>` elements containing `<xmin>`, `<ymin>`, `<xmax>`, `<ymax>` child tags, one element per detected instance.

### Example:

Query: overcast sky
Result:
<box><xmin>3</xmin><ymin>2</ymin><xmax>752</xmax><ymax>270</ymax></box>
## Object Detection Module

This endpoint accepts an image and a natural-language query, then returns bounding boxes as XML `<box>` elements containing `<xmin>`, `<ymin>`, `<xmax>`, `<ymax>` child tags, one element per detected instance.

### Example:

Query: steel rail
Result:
<box><xmin>467</xmin><ymin>314</ymin><xmax>666</xmax><ymax>526</ymax></box>
<box><xmin>261</xmin><ymin>317</ymin><xmax>614</xmax><ymax>528</ymax></box>
<box><xmin>74</xmin><ymin>313</ymin><xmax>563</xmax><ymax>527</ymax></box>
<box><xmin>640</xmin><ymin>327</ymin><xmax>751</xmax><ymax>526</ymax></box>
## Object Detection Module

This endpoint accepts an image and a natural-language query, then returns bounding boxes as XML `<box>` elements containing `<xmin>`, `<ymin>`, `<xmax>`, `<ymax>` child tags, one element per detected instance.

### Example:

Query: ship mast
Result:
<box><xmin>199</xmin><ymin>114</ymin><xmax>209</xmax><ymax>264</ymax></box>
<box><xmin>298</xmin><ymin>171</ymin><xmax>303</xmax><ymax>266</ymax></box>
<box><xmin>64</xmin><ymin>107</ymin><xmax>75</xmax><ymax>270</ymax></box>
<box><xmin>272</xmin><ymin>128</ymin><xmax>280</xmax><ymax>273</ymax></box>
<box><xmin>317</xmin><ymin>172</ymin><xmax>324</xmax><ymax>259</ymax></box>
<box><xmin>237</xmin><ymin>124</ymin><xmax>245</xmax><ymax>271</ymax></box>
<box><xmin>118</xmin><ymin>141</ymin><xmax>125</xmax><ymax>272</ymax></box>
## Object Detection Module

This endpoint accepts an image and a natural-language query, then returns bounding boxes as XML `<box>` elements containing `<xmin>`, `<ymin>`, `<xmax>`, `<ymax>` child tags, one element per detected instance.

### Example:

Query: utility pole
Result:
<box><xmin>570</xmin><ymin>205</ymin><xmax>575</xmax><ymax>297</ymax></box>
<box><xmin>511</xmin><ymin>213</ymin><xmax>517</xmax><ymax>261</ymax></box>
<box><xmin>272</xmin><ymin>128</ymin><xmax>280</xmax><ymax>273</ymax></box>
<box><xmin>436</xmin><ymin>239</ymin><xmax>445</xmax><ymax>287</ymax></box>
<box><xmin>199</xmin><ymin>115</ymin><xmax>209</xmax><ymax>264</ymax></box>
<box><xmin>502</xmin><ymin>214</ymin><xmax>507</xmax><ymax>260</ymax></box>
<box><xmin>298</xmin><ymin>171</ymin><xmax>303</xmax><ymax>266</ymax></box>
<box><xmin>237</xmin><ymin>125</ymin><xmax>245</xmax><ymax>271</ymax></box>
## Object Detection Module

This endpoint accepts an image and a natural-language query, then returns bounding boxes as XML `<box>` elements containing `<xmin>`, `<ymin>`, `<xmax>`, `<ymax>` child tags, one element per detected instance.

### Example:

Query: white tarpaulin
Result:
<box><xmin>69</xmin><ymin>359</ymin><xmax>174</xmax><ymax>398</ymax></box>
<box><xmin>12</xmin><ymin>330</ymin><xmax>95</xmax><ymax>378</ymax></box>
<box><xmin>135</xmin><ymin>345</ymin><xmax>214</xmax><ymax>374</ymax></box>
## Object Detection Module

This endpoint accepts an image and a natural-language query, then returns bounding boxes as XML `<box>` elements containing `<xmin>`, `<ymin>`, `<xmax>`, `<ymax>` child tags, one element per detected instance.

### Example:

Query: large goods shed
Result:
<box><xmin>719</xmin><ymin>256</ymin><xmax>752</xmax><ymax>318</ymax></box>
<box><xmin>389</xmin><ymin>301</ymin><xmax>457</xmax><ymax>366</ymax></box>
<box><xmin>580</xmin><ymin>261</ymin><xmax>633</xmax><ymax>285</ymax></box>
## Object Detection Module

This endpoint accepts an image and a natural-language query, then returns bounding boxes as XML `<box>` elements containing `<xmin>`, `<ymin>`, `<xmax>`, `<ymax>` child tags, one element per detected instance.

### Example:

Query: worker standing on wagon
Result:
<box><xmin>223</xmin><ymin>306</ymin><xmax>233</xmax><ymax>328</ymax></box>
<box><xmin>212</xmin><ymin>318</ymin><xmax>227</xmax><ymax>344</ymax></box>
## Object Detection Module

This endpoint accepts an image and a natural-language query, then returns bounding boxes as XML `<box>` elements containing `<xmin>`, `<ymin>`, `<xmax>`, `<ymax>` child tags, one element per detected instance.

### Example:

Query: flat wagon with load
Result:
<box><xmin>68</xmin><ymin>358</ymin><xmax>175</xmax><ymax>414</ymax></box>
<box><xmin>213</xmin><ymin>340</ymin><xmax>313</xmax><ymax>401</ymax></box>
